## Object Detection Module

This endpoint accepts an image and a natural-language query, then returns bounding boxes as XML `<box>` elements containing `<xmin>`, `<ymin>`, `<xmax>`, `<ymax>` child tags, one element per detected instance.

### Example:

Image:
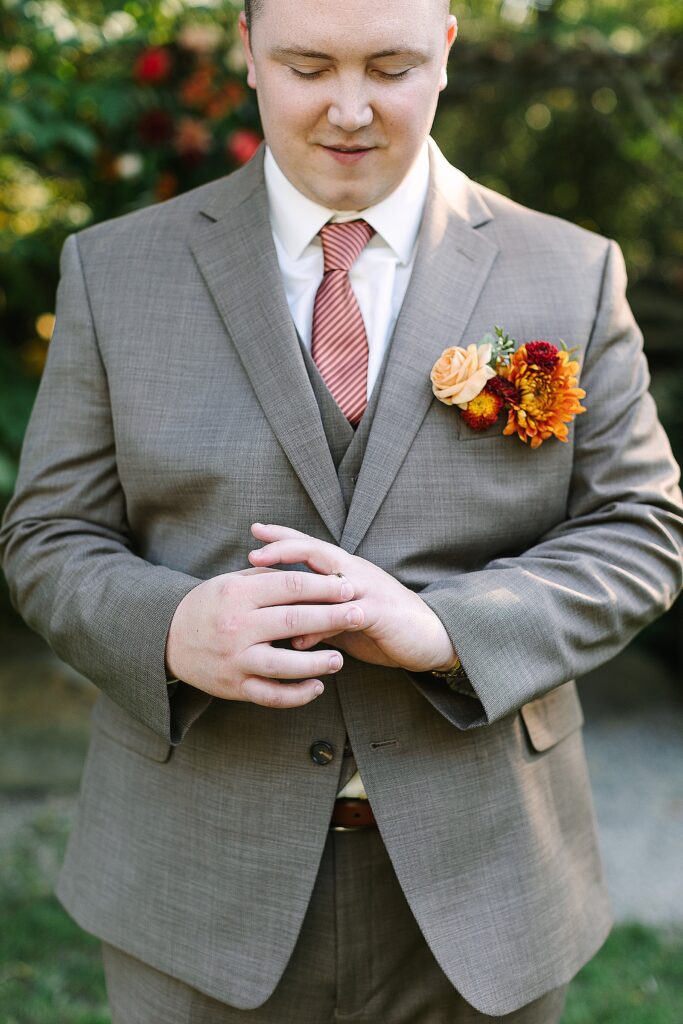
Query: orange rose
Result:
<box><xmin>431</xmin><ymin>343</ymin><xmax>496</xmax><ymax>408</ymax></box>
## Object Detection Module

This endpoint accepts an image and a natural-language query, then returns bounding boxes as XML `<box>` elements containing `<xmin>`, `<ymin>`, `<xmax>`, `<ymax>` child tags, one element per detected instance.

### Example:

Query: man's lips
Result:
<box><xmin>321</xmin><ymin>144</ymin><xmax>375</xmax><ymax>165</ymax></box>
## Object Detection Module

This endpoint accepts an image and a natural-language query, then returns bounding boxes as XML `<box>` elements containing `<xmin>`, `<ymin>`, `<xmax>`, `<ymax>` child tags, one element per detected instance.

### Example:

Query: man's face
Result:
<box><xmin>238</xmin><ymin>0</ymin><xmax>457</xmax><ymax>211</ymax></box>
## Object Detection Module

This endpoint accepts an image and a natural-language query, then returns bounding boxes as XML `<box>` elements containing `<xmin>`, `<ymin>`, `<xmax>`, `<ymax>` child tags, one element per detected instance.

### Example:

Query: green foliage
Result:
<box><xmin>0</xmin><ymin>810</ymin><xmax>109</xmax><ymax>1023</ymax></box>
<box><xmin>563</xmin><ymin>923</ymin><xmax>683</xmax><ymax>1024</ymax></box>
<box><xmin>0</xmin><ymin>0</ymin><xmax>262</xmax><ymax>502</ymax></box>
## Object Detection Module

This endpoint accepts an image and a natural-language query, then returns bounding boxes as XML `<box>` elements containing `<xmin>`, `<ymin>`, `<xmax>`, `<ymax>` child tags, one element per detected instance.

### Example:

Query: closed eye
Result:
<box><xmin>288</xmin><ymin>68</ymin><xmax>325</xmax><ymax>80</ymax></box>
<box><xmin>288</xmin><ymin>67</ymin><xmax>412</xmax><ymax>81</ymax></box>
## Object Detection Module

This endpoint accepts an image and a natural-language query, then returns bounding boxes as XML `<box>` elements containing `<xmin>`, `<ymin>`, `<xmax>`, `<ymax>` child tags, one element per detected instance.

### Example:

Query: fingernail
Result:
<box><xmin>346</xmin><ymin>608</ymin><xmax>362</xmax><ymax>626</ymax></box>
<box><xmin>314</xmin><ymin>683</ymin><xmax>324</xmax><ymax>696</ymax></box>
<box><xmin>340</xmin><ymin>581</ymin><xmax>353</xmax><ymax>599</ymax></box>
<box><xmin>329</xmin><ymin>655</ymin><xmax>342</xmax><ymax>671</ymax></box>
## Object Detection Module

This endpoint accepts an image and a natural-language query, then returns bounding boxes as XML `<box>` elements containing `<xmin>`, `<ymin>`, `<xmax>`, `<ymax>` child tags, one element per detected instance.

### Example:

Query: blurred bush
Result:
<box><xmin>1</xmin><ymin>0</ymin><xmax>681</xmax><ymax>657</ymax></box>
<box><xmin>432</xmin><ymin>0</ymin><xmax>683</xmax><ymax>477</ymax></box>
<box><xmin>0</xmin><ymin>0</ymin><xmax>261</xmax><ymax>502</ymax></box>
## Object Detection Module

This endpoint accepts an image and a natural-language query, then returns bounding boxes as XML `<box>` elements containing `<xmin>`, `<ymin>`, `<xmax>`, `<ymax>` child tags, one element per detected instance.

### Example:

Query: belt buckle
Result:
<box><xmin>330</xmin><ymin>824</ymin><xmax>367</xmax><ymax>831</ymax></box>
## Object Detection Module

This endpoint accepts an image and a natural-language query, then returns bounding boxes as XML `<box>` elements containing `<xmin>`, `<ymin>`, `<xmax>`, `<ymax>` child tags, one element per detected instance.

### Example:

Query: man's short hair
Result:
<box><xmin>244</xmin><ymin>0</ymin><xmax>450</xmax><ymax>34</ymax></box>
<box><xmin>244</xmin><ymin>0</ymin><xmax>261</xmax><ymax>33</ymax></box>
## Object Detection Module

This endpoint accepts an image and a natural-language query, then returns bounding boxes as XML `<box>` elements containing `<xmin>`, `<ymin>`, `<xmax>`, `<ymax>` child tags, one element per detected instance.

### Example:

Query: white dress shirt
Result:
<box><xmin>264</xmin><ymin>143</ymin><xmax>431</xmax><ymax>800</ymax></box>
<box><xmin>264</xmin><ymin>142</ymin><xmax>430</xmax><ymax>400</ymax></box>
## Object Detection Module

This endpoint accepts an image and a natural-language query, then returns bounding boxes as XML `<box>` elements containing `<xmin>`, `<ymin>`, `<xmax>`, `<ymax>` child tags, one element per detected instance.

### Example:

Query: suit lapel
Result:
<box><xmin>187</xmin><ymin>140</ymin><xmax>499</xmax><ymax>552</ymax></box>
<box><xmin>339</xmin><ymin>140</ymin><xmax>500</xmax><ymax>555</ymax></box>
<box><xmin>187</xmin><ymin>147</ymin><xmax>347</xmax><ymax>542</ymax></box>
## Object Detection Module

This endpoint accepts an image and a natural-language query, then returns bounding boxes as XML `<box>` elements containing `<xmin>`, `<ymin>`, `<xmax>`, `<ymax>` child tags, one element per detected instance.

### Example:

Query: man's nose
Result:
<box><xmin>327</xmin><ymin>78</ymin><xmax>373</xmax><ymax>131</ymax></box>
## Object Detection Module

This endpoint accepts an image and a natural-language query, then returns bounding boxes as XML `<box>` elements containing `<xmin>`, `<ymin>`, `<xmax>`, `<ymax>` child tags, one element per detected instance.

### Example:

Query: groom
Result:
<box><xmin>2</xmin><ymin>0</ymin><xmax>682</xmax><ymax>1021</ymax></box>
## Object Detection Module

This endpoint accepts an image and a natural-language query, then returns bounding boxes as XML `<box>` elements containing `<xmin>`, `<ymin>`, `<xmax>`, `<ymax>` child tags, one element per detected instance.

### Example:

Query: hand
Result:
<box><xmin>164</xmin><ymin>565</ymin><xmax>365</xmax><ymax>709</ymax></box>
<box><xmin>248</xmin><ymin>523</ymin><xmax>458</xmax><ymax>673</ymax></box>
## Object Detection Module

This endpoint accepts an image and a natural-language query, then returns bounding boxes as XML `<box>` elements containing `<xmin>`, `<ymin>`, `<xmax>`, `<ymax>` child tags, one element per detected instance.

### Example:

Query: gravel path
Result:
<box><xmin>579</xmin><ymin>648</ymin><xmax>683</xmax><ymax>925</ymax></box>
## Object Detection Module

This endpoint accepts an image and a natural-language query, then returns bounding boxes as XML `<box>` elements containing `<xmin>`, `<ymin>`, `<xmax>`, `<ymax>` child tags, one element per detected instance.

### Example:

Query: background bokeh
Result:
<box><xmin>1</xmin><ymin>2</ymin><xmax>681</xmax><ymax>1022</ymax></box>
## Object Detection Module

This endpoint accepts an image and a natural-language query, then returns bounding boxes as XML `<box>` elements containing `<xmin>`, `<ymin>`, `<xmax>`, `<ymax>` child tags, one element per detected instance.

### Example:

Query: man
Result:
<box><xmin>1</xmin><ymin>0</ymin><xmax>681</xmax><ymax>1020</ymax></box>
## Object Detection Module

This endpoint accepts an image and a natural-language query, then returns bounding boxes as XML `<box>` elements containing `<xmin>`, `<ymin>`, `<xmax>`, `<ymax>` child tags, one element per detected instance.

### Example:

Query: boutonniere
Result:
<box><xmin>430</xmin><ymin>326</ymin><xmax>587</xmax><ymax>448</ymax></box>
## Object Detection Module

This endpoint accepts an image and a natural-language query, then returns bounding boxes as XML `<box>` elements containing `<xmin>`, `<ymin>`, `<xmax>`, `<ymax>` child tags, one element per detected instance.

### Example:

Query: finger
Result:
<box><xmin>240</xmin><ymin>676</ymin><xmax>326</xmax><ymax>709</ymax></box>
<box><xmin>292</xmin><ymin>632</ymin><xmax>340</xmax><ymax>650</ymax></box>
<box><xmin>236</xmin><ymin>566</ymin><xmax>282</xmax><ymax>577</ymax></box>
<box><xmin>251</xmin><ymin>522</ymin><xmax>313</xmax><ymax>540</ymax></box>
<box><xmin>240</xmin><ymin>568</ymin><xmax>353</xmax><ymax>609</ymax></box>
<box><xmin>252</xmin><ymin>601</ymin><xmax>364</xmax><ymax>643</ymax></box>
<box><xmin>249</xmin><ymin>539</ymin><xmax>345</xmax><ymax>576</ymax></box>
<box><xmin>244</xmin><ymin>644</ymin><xmax>343</xmax><ymax>680</ymax></box>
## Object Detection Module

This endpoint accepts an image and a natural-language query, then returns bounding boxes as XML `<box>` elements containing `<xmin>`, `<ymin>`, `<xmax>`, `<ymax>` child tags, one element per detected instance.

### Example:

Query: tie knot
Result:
<box><xmin>319</xmin><ymin>220</ymin><xmax>375</xmax><ymax>273</ymax></box>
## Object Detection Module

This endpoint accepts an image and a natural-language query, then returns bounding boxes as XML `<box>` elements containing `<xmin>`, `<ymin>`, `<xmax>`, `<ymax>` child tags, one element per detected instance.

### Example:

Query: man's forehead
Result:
<box><xmin>254</xmin><ymin>0</ymin><xmax>446</xmax><ymax>53</ymax></box>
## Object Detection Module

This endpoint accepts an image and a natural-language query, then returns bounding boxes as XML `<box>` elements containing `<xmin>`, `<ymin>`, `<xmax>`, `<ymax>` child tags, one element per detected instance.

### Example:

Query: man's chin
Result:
<box><xmin>307</xmin><ymin>178</ymin><xmax>390</xmax><ymax>212</ymax></box>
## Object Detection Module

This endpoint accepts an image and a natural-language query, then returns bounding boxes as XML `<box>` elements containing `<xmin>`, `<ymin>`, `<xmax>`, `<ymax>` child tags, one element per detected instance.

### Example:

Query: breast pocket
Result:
<box><xmin>90</xmin><ymin>692</ymin><xmax>173</xmax><ymax>763</ymax></box>
<box><xmin>456</xmin><ymin>413</ymin><xmax>509</xmax><ymax>441</ymax></box>
<box><xmin>519</xmin><ymin>680</ymin><xmax>585</xmax><ymax>753</ymax></box>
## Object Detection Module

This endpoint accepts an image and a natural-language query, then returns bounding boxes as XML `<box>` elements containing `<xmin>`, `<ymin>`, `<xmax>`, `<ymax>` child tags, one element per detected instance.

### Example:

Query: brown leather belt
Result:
<box><xmin>329</xmin><ymin>798</ymin><xmax>377</xmax><ymax>830</ymax></box>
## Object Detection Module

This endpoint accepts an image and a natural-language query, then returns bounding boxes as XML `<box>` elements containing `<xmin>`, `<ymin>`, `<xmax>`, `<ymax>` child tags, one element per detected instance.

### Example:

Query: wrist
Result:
<box><xmin>413</xmin><ymin>596</ymin><xmax>459</xmax><ymax>673</ymax></box>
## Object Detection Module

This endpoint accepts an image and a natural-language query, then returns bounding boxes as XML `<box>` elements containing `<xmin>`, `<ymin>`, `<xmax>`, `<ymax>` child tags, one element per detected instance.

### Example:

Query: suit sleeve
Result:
<box><xmin>410</xmin><ymin>238</ymin><xmax>683</xmax><ymax>730</ymax></box>
<box><xmin>0</xmin><ymin>232</ymin><xmax>212</xmax><ymax>744</ymax></box>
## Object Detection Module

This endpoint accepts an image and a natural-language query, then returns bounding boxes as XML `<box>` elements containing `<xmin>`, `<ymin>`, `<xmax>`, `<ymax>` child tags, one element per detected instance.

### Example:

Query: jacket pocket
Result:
<box><xmin>455</xmin><ymin>409</ymin><xmax>509</xmax><ymax>441</ymax></box>
<box><xmin>519</xmin><ymin>680</ymin><xmax>584</xmax><ymax>752</ymax></box>
<box><xmin>90</xmin><ymin>692</ymin><xmax>173</xmax><ymax>762</ymax></box>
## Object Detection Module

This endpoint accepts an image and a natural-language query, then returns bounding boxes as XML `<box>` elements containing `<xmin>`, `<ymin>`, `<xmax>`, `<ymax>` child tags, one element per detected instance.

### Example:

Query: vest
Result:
<box><xmin>296</xmin><ymin>330</ymin><xmax>394</xmax><ymax>793</ymax></box>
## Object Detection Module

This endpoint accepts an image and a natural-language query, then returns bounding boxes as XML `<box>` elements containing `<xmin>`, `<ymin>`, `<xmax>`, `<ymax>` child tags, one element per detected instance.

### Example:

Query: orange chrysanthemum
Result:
<box><xmin>501</xmin><ymin>344</ymin><xmax>586</xmax><ymax>448</ymax></box>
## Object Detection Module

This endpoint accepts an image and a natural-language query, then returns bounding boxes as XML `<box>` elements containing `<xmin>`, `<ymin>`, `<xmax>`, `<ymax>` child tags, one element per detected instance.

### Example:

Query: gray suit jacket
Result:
<box><xmin>1</xmin><ymin>137</ymin><xmax>682</xmax><ymax>1015</ymax></box>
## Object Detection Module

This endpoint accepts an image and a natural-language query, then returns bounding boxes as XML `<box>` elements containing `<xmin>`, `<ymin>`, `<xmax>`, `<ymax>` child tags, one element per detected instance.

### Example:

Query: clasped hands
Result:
<box><xmin>164</xmin><ymin>523</ymin><xmax>457</xmax><ymax>709</ymax></box>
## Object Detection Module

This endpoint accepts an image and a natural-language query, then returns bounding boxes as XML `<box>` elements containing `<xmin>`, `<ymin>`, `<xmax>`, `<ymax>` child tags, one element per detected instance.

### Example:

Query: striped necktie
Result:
<box><xmin>311</xmin><ymin>219</ymin><xmax>376</xmax><ymax>426</ymax></box>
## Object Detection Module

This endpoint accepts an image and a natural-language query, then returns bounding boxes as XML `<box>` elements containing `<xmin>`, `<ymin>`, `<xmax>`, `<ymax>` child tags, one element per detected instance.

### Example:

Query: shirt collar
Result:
<box><xmin>264</xmin><ymin>141</ymin><xmax>431</xmax><ymax>266</ymax></box>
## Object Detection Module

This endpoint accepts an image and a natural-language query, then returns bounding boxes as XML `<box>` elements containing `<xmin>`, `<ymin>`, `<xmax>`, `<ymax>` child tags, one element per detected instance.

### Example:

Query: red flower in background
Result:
<box><xmin>180</xmin><ymin>65</ymin><xmax>216</xmax><ymax>108</ymax></box>
<box><xmin>135</xmin><ymin>47</ymin><xmax>173</xmax><ymax>85</ymax></box>
<box><xmin>155</xmin><ymin>172</ymin><xmax>179</xmax><ymax>201</ymax></box>
<box><xmin>205</xmin><ymin>81</ymin><xmax>246</xmax><ymax>120</ymax></box>
<box><xmin>138</xmin><ymin>109</ymin><xmax>175</xmax><ymax>146</ymax></box>
<box><xmin>226</xmin><ymin>128</ymin><xmax>262</xmax><ymax>165</ymax></box>
<box><xmin>174</xmin><ymin>116</ymin><xmax>212</xmax><ymax>163</ymax></box>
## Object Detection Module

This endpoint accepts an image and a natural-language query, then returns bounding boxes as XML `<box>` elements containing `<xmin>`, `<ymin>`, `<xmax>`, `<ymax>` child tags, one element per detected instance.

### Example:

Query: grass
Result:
<box><xmin>0</xmin><ymin>808</ymin><xmax>109</xmax><ymax>1024</ymax></box>
<box><xmin>1</xmin><ymin>805</ymin><xmax>682</xmax><ymax>1023</ymax></box>
<box><xmin>562</xmin><ymin>923</ymin><xmax>683</xmax><ymax>1024</ymax></box>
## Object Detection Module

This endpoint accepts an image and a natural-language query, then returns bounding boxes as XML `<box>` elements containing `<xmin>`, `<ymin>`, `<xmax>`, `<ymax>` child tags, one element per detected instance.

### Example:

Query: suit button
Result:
<box><xmin>310</xmin><ymin>740</ymin><xmax>335</xmax><ymax>765</ymax></box>
<box><xmin>351</xmin><ymin>474</ymin><xmax>358</xmax><ymax>484</ymax></box>
<box><xmin>343</xmin><ymin>738</ymin><xmax>352</xmax><ymax>757</ymax></box>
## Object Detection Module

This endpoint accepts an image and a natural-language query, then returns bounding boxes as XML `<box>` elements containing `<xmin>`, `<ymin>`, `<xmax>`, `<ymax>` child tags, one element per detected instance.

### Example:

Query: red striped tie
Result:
<box><xmin>311</xmin><ymin>220</ymin><xmax>376</xmax><ymax>426</ymax></box>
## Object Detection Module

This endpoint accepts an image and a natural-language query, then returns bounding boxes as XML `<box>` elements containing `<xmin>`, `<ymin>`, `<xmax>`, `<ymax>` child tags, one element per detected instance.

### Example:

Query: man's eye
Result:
<box><xmin>288</xmin><ymin>68</ymin><xmax>326</xmax><ymax>79</ymax></box>
<box><xmin>375</xmin><ymin>69</ymin><xmax>411</xmax><ymax>80</ymax></box>
<box><xmin>287</xmin><ymin>67</ymin><xmax>412</xmax><ymax>81</ymax></box>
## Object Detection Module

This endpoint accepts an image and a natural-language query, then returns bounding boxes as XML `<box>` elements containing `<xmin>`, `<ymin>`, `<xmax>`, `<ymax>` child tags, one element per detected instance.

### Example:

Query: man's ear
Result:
<box><xmin>439</xmin><ymin>15</ymin><xmax>458</xmax><ymax>92</ymax></box>
<box><xmin>237</xmin><ymin>12</ymin><xmax>257</xmax><ymax>90</ymax></box>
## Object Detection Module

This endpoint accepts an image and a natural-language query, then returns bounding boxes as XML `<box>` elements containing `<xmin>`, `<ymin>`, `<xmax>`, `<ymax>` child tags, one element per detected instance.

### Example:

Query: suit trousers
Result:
<box><xmin>101</xmin><ymin>825</ymin><xmax>569</xmax><ymax>1024</ymax></box>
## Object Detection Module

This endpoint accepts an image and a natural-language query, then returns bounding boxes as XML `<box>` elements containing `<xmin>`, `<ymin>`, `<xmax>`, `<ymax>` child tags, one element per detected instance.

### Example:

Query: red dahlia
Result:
<box><xmin>524</xmin><ymin>341</ymin><xmax>559</xmax><ymax>372</ymax></box>
<box><xmin>487</xmin><ymin>374</ymin><xmax>519</xmax><ymax>405</ymax></box>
